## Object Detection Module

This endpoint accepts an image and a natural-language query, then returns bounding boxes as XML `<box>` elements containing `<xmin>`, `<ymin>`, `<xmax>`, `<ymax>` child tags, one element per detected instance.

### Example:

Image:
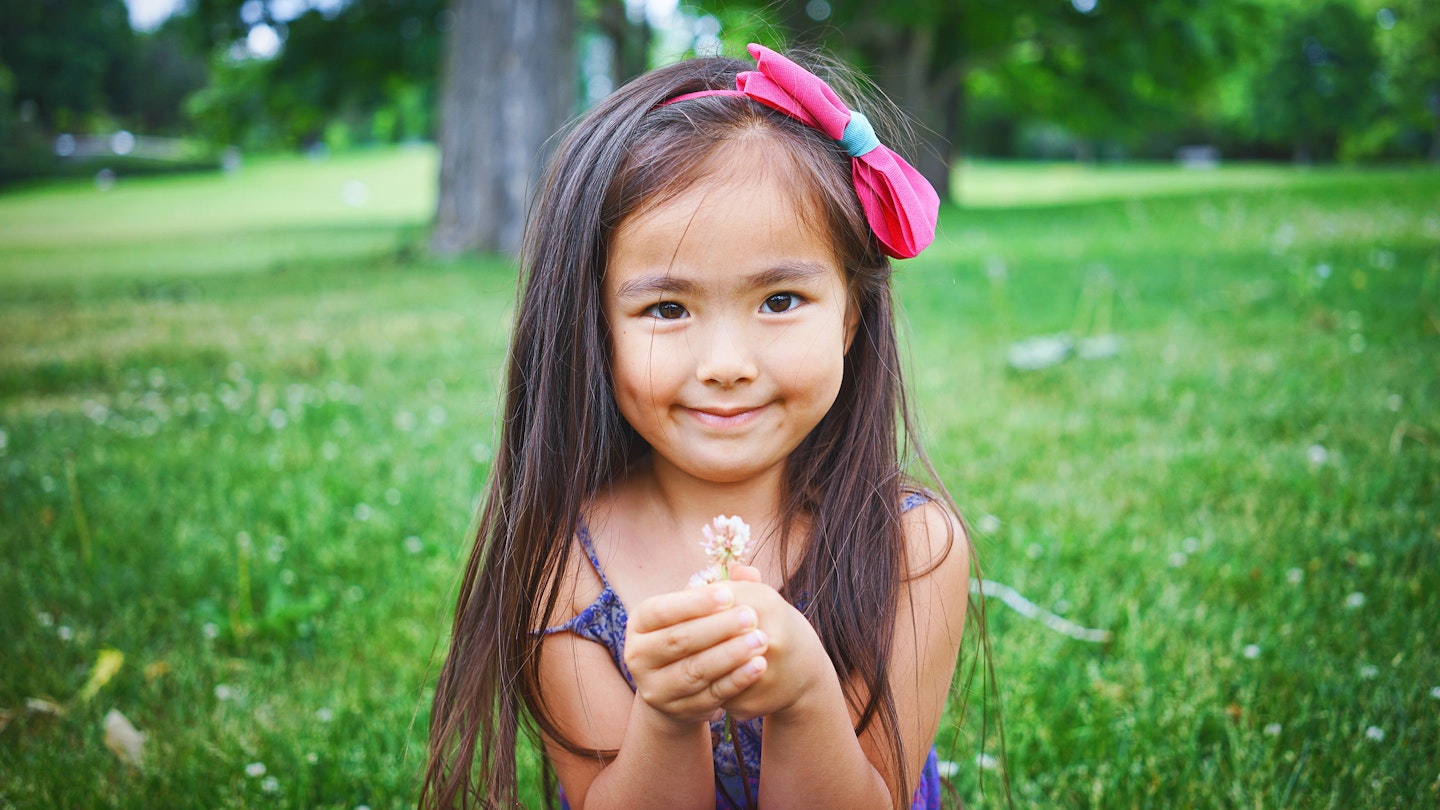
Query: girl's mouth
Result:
<box><xmin>685</xmin><ymin>405</ymin><xmax>767</xmax><ymax>428</ymax></box>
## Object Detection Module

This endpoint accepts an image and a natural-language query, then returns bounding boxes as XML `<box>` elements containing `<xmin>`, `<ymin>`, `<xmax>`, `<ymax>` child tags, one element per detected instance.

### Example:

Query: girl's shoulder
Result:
<box><xmin>898</xmin><ymin>490</ymin><xmax>970</xmax><ymax>585</ymax></box>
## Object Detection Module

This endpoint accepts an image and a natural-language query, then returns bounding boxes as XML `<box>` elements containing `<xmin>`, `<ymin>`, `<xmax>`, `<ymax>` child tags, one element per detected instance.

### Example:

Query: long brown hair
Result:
<box><xmin>421</xmin><ymin>50</ymin><xmax>981</xmax><ymax>809</ymax></box>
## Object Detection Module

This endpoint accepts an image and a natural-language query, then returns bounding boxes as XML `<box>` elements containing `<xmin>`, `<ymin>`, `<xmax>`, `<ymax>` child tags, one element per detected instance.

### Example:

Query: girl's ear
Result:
<box><xmin>843</xmin><ymin>292</ymin><xmax>860</xmax><ymax>354</ymax></box>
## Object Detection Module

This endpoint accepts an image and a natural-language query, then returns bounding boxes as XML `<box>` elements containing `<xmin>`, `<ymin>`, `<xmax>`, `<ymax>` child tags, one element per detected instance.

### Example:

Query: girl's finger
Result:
<box><xmin>627</xmin><ymin>605</ymin><xmax>759</xmax><ymax>671</ymax></box>
<box><xmin>660</xmin><ymin>628</ymin><xmax>769</xmax><ymax>698</ymax></box>
<box><xmin>727</xmin><ymin>563</ymin><xmax>763</xmax><ymax>582</ymax></box>
<box><xmin>628</xmin><ymin>584</ymin><xmax>735</xmax><ymax>634</ymax></box>
<box><xmin>708</xmin><ymin>655</ymin><xmax>768</xmax><ymax>707</ymax></box>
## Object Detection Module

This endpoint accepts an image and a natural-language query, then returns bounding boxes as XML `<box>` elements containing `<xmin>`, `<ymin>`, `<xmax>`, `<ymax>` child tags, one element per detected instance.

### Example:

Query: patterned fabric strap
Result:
<box><xmin>664</xmin><ymin>43</ymin><xmax>939</xmax><ymax>260</ymax></box>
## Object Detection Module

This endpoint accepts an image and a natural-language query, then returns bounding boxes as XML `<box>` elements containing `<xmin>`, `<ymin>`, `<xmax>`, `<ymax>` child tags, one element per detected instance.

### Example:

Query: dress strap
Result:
<box><xmin>574</xmin><ymin>523</ymin><xmax>612</xmax><ymax>588</ymax></box>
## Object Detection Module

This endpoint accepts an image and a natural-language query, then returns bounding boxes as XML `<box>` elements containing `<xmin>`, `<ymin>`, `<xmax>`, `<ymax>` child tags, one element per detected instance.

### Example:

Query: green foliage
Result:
<box><xmin>1</xmin><ymin>147</ymin><xmax>1436</xmax><ymax>806</ymax></box>
<box><xmin>1251</xmin><ymin>1</ymin><xmax>1382</xmax><ymax>160</ymax></box>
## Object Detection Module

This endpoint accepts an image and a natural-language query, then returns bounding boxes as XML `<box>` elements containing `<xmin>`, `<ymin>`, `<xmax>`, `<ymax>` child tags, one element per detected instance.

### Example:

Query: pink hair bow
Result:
<box><xmin>667</xmin><ymin>43</ymin><xmax>939</xmax><ymax>259</ymax></box>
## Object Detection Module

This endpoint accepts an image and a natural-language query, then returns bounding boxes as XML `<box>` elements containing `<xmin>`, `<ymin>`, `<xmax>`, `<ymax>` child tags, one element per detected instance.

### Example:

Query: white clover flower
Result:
<box><xmin>316</xmin><ymin>707</ymin><xmax>333</xmax><ymax>723</ymax></box>
<box><xmin>1364</xmin><ymin>725</ymin><xmax>1385</xmax><ymax>742</ymax></box>
<box><xmin>936</xmin><ymin>759</ymin><xmax>960</xmax><ymax>778</ymax></box>
<box><xmin>974</xmin><ymin>753</ymin><xmax>998</xmax><ymax>771</ymax></box>
<box><xmin>260</xmin><ymin>776</ymin><xmax>279</xmax><ymax>793</ymax></box>
<box><xmin>1286</xmin><ymin>568</ymin><xmax>1304</xmax><ymax>585</ymax></box>
<box><xmin>1345</xmin><ymin>592</ymin><xmax>1366</xmax><ymax>610</ymax></box>
<box><xmin>1243</xmin><ymin>644</ymin><xmax>1261</xmax><ymax>660</ymax></box>
<box><xmin>701</xmin><ymin>515</ymin><xmax>752</xmax><ymax>567</ymax></box>
<box><xmin>688</xmin><ymin>566</ymin><xmax>723</xmax><ymax>588</ymax></box>
<box><xmin>245</xmin><ymin>761</ymin><xmax>266</xmax><ymax>777</ymax></box>
<box><xmin>977</xmin><ymin>514</ymin><xmax>1001</xmax><ymax>534</ymax></box>
<box><xmin>202</xmin><ymin>622</ymin><xmax>220</xmax><ymax>640</ymax></box>
<box><xmin>1430</xmin><ymin>686</ymin><xmax>1440</xmax><ymax>700</ymax></box>
<box><xmin>1264</xmin><ymin>723</ymin><xmax>1282</xmax><ymax>737</ymax></box>
<box><xmin>1359</xmin><ymin>664</ymin><xmax>1378</xmax><ymax>680</ymax></box>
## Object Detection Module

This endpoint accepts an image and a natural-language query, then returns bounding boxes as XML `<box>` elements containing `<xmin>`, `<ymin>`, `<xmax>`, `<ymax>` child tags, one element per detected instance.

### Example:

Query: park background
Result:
<box><xmin>1</xmin><ymin>0</ymin><xmax>1437</xmax><ymax>807</ymax></box>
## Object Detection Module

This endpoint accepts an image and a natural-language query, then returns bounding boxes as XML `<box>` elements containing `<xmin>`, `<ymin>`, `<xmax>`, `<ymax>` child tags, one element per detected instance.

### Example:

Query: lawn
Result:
<box><xmin>1</xmin><ymin>147</ymin><xmax>1436</xmax><ymax>808</ymax></box>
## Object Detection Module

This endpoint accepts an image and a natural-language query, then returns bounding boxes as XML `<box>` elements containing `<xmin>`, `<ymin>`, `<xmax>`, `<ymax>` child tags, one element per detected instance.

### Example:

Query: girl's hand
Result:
<box><xmin>718</xmin><ymin>581</ymin><xmax>833</xmax><ymax>723</ymax></box>
<box><xmin>623</xmin><ymin>585</ymin><xmax>771</xmax><ymax>727</ymax></box>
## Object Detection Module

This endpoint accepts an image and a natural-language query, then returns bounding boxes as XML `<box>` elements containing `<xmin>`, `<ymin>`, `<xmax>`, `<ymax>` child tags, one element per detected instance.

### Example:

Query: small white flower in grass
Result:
<box><xmin>268</xmin><ymin>409</ymin><xmax>288</xmax><ymax>430</ymax></box>
<box><xmin>0</xmin><ymin>429</ymin><xmax>7</xmax><ymax>452</ymax></box>
<box><xmin>305</xmin><ymin>752</ymin><xmax>318</xmax><ymax>764</ymax></box>
<box><xmin>202</xmin><ymin>622</ymin><xmax>220</xmax><ymax>640</ymax></box>
<box><xmin>1183</xmin><ymin>536</ymin><xmax>1200</xmax><ymax>554</ymax></box>
<box><xmin>1365</xmin><ymin>726</ymin><xmax>1385</xmax><ymax>742</ymax></box>
<box><xmin>1315</xmin><ymin>263</ymin><xmax>1331</xmax><ymax>280</ymax></box>
<box><xmin>1359</xmin><ymin>664</ymin><xmax>1378</xmax><ymax>680</ymax></box>
<box><xmin>316</xmin><ymin>707</ymin><xmax>333</xmax><ymax>723</ymax></box>
<box><xmin>1307</xmin><ymin>444</ymin><xmax>1328</xmax><ymax>466</ymax></box>
<box><xmin>385</xmin><ymin>488</ymin><xmax>402</xmax><ymax>506</ymax></box>
<box><xmin>280</xmin><ymin>569</ymin><xmax>296</xmax><ymax>586</ymax></box>
<box><xmin>977</xmin><ymin>514</ymin><xmax>1001</xmax><ymax>534</ymax></box>
<box><xmin>57</xmin><ymin>626</ymin><xmax>73</xmax><ymax>642</ymax></box>
<box><xmin>404</xmin><ymin>535</ymin><xmax>424</xmax><ymax>554</ymax></box>
<box><xmin>393</xmin><ymin>410</ymin><xmax>416</xmax><ymax>432</ymax></box>
<box><xmin>1345</xmin><ymin>592</ymin><xmax>1366</xmax><ymax>610</ymax></box>
<box><xmin>354</xmin><ymin>503</ymin><xmax>372</xmax><ymax>522</ymax></box>
<box><xmin>260</xmin><ymin>776</ymin><xmax>279</xmax><ymax>793</ymax></box>
<box><xmin>1264</xmin><ymin>723</ymin><xmax>1282</xmax><ymax>737</ymax></box>
<box><xmin>1286</xmin><ymin>568</ymin><xmax>1304</xmax><ymax>585</ymax></box>
<box><xmin>245</xmin><ymin>761</ymin><xmax>266</xmax><ymax>777</ymax></box>
<box><xmin>974</xmin><ymin>752</ymin><xmax>998</xmax><ymax>770</ymax></box>
<box><xmin>936</xmin><ymin>760</ymin><xmax>960</xmax><ymax>778</ymax></box>
<box><xmin>1026</xmin><ymin>544</ymin><xmax>1043</xmax><ymax>560</ymax></box>
<box><xmin>215</xmin><ymin>684</ymin><xmax>235</xmax><ymax>701</ymax></box>
<box><xmin>36</xmin><ymin>611</ymin><xmax>53</xmax><ymax>627</ymax></box>
<box><xmin>1243</xmin><ymin>644</ymin><xmax>1261</xmax><ymax>660</ymax></box>
<box><xmin>1386</xmin><ymin>394</ymin><xmax>1402</xmax><ymax>412</ymax></box>
<box><xmin>1430</xmin><ymin>686</ymin><xmax>1440</xmax><ymax>700</ymax></box>
<box><xmin>1168</xmin><ymin>552</ymin><xmax>1188</xmax><ymax>568</ymax></box>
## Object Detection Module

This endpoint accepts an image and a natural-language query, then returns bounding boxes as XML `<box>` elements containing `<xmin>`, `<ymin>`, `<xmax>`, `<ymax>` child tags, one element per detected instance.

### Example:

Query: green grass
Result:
<box><xmin>1</xmin><ymin>146</ymin><xmax>1436</xmax><ymax>808</ymax></box>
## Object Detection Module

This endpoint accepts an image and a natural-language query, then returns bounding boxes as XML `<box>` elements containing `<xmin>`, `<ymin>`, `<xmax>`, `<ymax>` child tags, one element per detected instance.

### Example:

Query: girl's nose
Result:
<box><xmin>694</xmin><ymin>323</ymin><xmax>758</xmax><ymax>387</ymax></box>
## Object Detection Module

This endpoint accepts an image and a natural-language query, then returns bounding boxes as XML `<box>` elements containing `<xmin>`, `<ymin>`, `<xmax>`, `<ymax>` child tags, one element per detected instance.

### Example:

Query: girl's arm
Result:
<box><xmin>725</xmin><ymin>501</ymin><xmax>971</xmax><ymax>809</ymax></box>
<box><xmin>539</xmin><ymin>585</ymin><xmax>768</xmax><ymax>809</ymax></box>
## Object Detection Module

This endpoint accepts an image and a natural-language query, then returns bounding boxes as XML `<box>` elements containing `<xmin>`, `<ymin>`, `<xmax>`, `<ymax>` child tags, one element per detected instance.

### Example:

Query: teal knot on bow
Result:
<box><xmin>837</xmin><ymin>111</ymin><xmax>880</xmax><ymax>158</ymax></box>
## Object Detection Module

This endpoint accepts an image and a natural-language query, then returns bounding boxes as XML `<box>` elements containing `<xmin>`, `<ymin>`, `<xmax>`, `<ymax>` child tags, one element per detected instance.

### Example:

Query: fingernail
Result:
<box><xmin>713</xmin><ymin>587</ymin><xmax>733</xmax><ymax>607</ymax></box>
<box><xmin>747</xmin><ymin>656</ymin><xmax>767</xmax><ymax>676</ymax></box>
<box><xmin>747</xmin><ymin>629</ymin><xmax>766</xmax><ymax>649</ymax></box>
<box><xmin>737</xmin><ymin>606</ymin><xmax>757</xmax><ymax>628</ymax></box>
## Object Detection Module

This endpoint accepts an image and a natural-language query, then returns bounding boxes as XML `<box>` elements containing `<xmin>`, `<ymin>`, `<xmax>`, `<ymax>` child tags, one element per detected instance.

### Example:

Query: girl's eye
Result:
<box><xmin>761</xmin><ymin>293</ymin><xmax>801</xmax><ymax>313</ymax></box>
<box><xmin>646</xmin><ymin>301</ymin><xmax>687</xmax><ymax>320</ymax></box>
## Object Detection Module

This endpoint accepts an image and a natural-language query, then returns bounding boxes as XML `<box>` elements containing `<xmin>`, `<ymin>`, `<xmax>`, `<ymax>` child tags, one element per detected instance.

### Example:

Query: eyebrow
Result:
<box><xmin>612</xmin><ymin>262</ymin><xmax>834</xmax><ymax>301</ymax></box>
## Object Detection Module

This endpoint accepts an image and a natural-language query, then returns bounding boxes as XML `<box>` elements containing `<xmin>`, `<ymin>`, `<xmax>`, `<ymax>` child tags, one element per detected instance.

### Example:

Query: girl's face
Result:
<box><xmin>603</xmin><ymin>153</ymin><xmax>857</xmax><ymax>487</ymax></box>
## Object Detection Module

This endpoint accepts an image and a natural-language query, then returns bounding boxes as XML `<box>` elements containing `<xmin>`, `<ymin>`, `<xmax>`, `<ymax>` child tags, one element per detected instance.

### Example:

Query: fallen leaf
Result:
<box><xmin>77</xmin><ymin>648</ymin><xmax>125</xmax><ymax>704</ymax></box>
<box><xmin>103</xmin><ymin>709</ymin><xmax>145</xmax><ymax>769</ymax></box>
<box><xmin>0</xmin><ymin>707</ymin><xmax>13</xmax><ymax>734</ymax></box>
<box><xmin>144</xmin><ymin>661</ymin><xmax>172</xmax><ymax>682</ymax></box>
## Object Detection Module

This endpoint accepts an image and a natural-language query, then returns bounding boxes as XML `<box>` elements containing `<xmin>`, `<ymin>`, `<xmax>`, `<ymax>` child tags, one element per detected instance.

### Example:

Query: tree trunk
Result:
<box><xmin>598</xmin><ymin>0</ymin><xmax>650</xmax><ymax>90</ymax></box>
<box><xmin>860</xmin><ymin>26</ymin><xmax>958</xmax><ymax>203</ymax></box>
<box><xmin>431</xmin><ymin>0</ymin><xmax>576</xmax><ymax>256</ymax></box>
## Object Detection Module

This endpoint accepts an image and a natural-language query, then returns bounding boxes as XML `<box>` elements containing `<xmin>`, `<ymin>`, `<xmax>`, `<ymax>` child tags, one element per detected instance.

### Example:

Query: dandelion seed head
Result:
<box><xmin>306</xmin><ymin>752</ymin><xmax>318</xmax><ymax>764</ymax></box>
<box><xmin>245</xmin><ymin>761</ymin><xmax>266</xmax><ymax>777</ymax></box>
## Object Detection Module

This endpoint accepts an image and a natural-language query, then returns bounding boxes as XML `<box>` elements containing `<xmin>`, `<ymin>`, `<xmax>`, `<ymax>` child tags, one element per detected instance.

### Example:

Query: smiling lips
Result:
<box><xmin>685</xmin><ymin>404</ymin><xmax>768</xmax><ymax>429</ymax></box>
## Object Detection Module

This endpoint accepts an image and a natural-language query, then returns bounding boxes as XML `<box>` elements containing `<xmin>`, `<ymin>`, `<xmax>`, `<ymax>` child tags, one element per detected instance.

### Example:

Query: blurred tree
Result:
<box><xmin>1371</xmin><ymin>0</ymin><xmax>1440</xmax><ymax>161</ymax></box>
<box><xmin>711</xmin><ymin>0</ymin><xmax>1258</xmax><ymax>199</ymax></box>
<box><xmin>431</xmin><ymin>0</ymin><xmax>576</xmax><ymax>255</ymax></box>
<box><xmin>595</xmin><ymin>0</ymin><xmax>651</xmax><ymax>89</ymax></box>
<box><xmin>1251</xmin><ymin>0</ymin><xmax>1381</xmax><ymax>161</ymax></box>
<box><xmin>0</xmin><ymin>0</ymin><xmax>135</xmax><ymax>131</ymax></box>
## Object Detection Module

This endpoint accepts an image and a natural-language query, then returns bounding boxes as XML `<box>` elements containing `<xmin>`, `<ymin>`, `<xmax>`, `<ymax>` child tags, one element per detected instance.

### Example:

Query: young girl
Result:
<box><xmin>422</xmin><ymin>44</ymin><xmax>976</xmax><ymax>809</ymax></box>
